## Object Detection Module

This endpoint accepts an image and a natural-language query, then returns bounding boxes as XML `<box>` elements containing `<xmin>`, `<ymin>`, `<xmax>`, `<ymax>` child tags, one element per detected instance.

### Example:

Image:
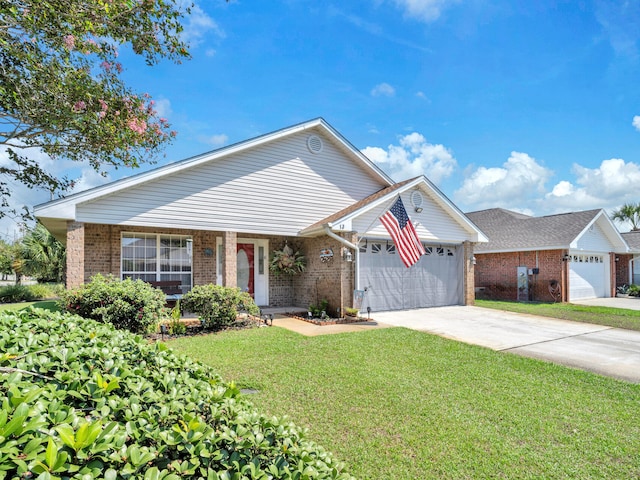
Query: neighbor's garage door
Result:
<box><xmin>568</xmin><ymin>253</ymin><xmax>608</xmax><ymax>300</ymax></box>
<box><xmin>359</xmin><ymin>241</ymin><xmax>463</xmax><ymax>312</ymax></box>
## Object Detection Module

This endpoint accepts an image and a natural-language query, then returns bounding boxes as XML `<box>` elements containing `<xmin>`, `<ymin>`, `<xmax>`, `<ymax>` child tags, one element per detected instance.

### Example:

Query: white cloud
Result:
<box><xmin>201</xmin><ymin>133</ymin><xmax>229</xmax><ymax>146</ymax></box>
<box><xmin>454</xmin><ymin>152</ymin><xmax>552</xmax><ymax>211</ymax></box>
<box><xmin>181</xmin><ymin>4</ymin><xmax>225</xmax><ymax>48</ymax></box>
<box><xmin>545</xmin><ymin>158</ymin><xmax>640</xmax><ymax>211</ymax></box>
<box><xmin>633</xmin><ymin>115</ymin><xmax>640</xmax><ymax>131</ymax></box>
<box><xmin>153</xmin><ymin>98</ymin><xmax>172</xmax><ymax>119</ymax></box>
<box><xmin>594</xmin><ymin>0</ymin><xmax>640</xmax><ymax>60</ymax></box>
<box><xmin>391</xmin><ymin>0</ymin><xmax>459</xmax><ymax>22</ymax></box>
<box><xmin>362</xmin><ymin>132</ymin><xmax>457</xmax><ymax>184</ymax></box>
<box><xmin>371</xmin><ymin>82</ymin><xmax>396</xmax><ymax>97</ymax></box>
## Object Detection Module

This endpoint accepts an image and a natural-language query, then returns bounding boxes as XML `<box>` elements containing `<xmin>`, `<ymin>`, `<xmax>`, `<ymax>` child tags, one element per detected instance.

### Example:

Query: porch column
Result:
<box><xmin>222</xmin><ymin>231</ymin><xmax>237</xmax><ymax>287</ymax></box>
<box><xmin>463</xmin><ymin>241</ymin><xmax>475</xmax><ymax>306</ymax></box>
<box><xmin>66</xmin><ymin>221</ymin><xmax>85</xmax><ymax>289</ymax></box>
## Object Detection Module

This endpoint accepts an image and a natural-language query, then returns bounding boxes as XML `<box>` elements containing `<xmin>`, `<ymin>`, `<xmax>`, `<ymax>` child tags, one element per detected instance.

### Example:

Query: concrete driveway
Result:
<box><xmin>372</xmin><ymin>304</ymin><xmax>640</xmax><ymax>383</ymax></box>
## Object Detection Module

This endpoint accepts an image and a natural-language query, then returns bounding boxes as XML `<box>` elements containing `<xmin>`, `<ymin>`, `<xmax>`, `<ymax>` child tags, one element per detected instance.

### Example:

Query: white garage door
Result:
<box><xmin>569</xmin><ymin>253</ymin><xmax>608</xmax><ymax>300</ymax></box>
<box><xmin>359</xmin><ymin>241</ymin><xmax>463</xmax><ymax>312</ymax></box>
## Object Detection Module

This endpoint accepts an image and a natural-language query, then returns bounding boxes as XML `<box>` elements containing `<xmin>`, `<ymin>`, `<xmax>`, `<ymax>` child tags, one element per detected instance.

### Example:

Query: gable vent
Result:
<box><xmin>307</xmin><ymin>135</ymin><xmax>323</xmax><ymax>154</ymax></box>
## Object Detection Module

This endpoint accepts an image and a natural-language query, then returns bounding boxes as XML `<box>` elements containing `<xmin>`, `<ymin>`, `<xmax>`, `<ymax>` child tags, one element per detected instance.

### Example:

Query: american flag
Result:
<box><xmin>379</xmin><ymin>197</ymin><xmax>426</xmax><ymax>268</ymax></box>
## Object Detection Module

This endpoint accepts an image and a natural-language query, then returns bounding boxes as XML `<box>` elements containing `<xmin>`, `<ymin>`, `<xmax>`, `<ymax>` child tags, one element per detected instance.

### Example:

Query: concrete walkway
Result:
<box><xmin>266</xmin><ymin>299</ymin><xmax>640</xmax><ymax>383</ymax></box>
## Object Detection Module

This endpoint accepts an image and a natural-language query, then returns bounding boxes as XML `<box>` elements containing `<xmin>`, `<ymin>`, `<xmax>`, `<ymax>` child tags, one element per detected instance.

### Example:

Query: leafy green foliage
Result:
<box><xmin>309</xmin><ymin>299</ymin><xmax>329</xmax><ymax>317</ymax></box>
<box><xmin>628</xmin><ymin>284</ymin><xmax>640</xmax><ymax>296</ymax></box>
<box><xmin>181</xmin><ymin>284</ymin><xmax>260</xmax><ymax>329</ymax></box>
<box><xmin>0</xmin><ymin>0</ymin><xmax>192</xmax><ymax>215</ymax></box>
<box><xmin>19</xmin><ymin>224</ymin><xmax>66</xmax><ymax>283</ymax></box>
<box><xmin>59</xmin><ymin>274</ymin><xmax>166</xmax><ymax>333</ymax></box>
<box><xmin>0</xmin><ymin>283</ymin><xmax>61</xmax><ymax>304</ymax></box>
<box><xmin>611</xmin><ymin>202</ymin><xmax>640</xmax><ymax>231</ymax></box>
<box><xmin>0</xmin><ymin>284</ymin><xmax>35</xmax><ymax>303</ymax></box>
<box><xmin>167</xmin><ymin>301</ymin><xmax>186</xmax><ymax>335</ymax></box>
<box><xmin>0</xmin><ymin>308</ymin><xmax>353</xmax><ymax>479</ymax></box>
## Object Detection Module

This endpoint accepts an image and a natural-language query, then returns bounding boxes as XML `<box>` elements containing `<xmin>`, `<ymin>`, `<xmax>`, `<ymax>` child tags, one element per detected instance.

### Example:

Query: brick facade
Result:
<box><xmin>67</xmin><ymin>222</ymin><xmax>471</xmax><ymax>310</ymax></box>
<box><xmin>475</xmin><ymin>249</ymin><xmax>567</xmax><ymax>302</ymax></box>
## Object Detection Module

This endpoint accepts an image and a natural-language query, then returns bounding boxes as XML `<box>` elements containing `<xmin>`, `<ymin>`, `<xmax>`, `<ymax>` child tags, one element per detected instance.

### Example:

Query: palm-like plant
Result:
<box><xmin>612</xmin><ymin>202</ymin><xmax>640</xmax><ymax>231</ymax></box>
<box><xmin>20</xmin><ymin>223</ymin><xmax>66</xmax><ymax>283</ymax></box>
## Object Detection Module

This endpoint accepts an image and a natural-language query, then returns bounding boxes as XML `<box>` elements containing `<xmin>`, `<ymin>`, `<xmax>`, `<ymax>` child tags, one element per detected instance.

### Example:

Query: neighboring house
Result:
<box><xmin>618</xmin><ymin>231</ymin><xmax>640</xmax><ymax>286</ymax></box>
<box><xmin>466</xmin><ymin>208</ymin><xmax>628</xmax><ymax>302</ymax></box>
<box><xmin>35</xmin><ymin>118</ymin><xmax>486</xmax><ymax>314</ymax></box>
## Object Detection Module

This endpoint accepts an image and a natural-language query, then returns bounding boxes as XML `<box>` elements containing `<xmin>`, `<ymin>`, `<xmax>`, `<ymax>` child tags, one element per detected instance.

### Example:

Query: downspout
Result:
<box><xmin>323</xmin><ymin>225</ymin><xmax>360</xmax><ymax>290</ymax></box>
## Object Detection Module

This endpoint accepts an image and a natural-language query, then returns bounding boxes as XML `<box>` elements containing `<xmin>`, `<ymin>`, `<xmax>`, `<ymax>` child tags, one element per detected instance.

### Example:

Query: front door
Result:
<box><xmin>237</xmin><ymin>243</ymin><xmax>255</xmax><ymax>297</ymax></box>
<box><xmin>217</xmin><ymin>237</ymin><xmax>269</xmax><ymax>306</ymax></box>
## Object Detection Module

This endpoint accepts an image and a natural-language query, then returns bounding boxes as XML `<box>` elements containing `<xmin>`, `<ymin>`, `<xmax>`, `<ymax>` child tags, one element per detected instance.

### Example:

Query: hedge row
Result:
<box><xmin>0</xmin><ymin>308</ymin><xmax>354</xmax><ymax>479</ymax></box>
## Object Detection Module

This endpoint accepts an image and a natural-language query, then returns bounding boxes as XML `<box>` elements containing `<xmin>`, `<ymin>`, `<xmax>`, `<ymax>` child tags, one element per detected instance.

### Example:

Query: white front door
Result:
<box><xmin>217</xmin><ymin>237</ymin><xmax>269</xmax><ymax>306</ymax></box>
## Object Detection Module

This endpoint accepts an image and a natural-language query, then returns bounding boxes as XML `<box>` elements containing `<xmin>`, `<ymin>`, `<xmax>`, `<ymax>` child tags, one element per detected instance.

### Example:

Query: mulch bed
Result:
<box><xmin>286</xmin><ymin>312</ymin><xmax>371</xmax><ymax>326</ymax></box>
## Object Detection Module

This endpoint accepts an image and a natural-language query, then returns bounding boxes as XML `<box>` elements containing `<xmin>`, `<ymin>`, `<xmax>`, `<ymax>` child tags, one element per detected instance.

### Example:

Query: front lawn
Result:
<box><xmin>0</xmin><ymin>300</ymin><xmax>60</xmax><ymax>313</ymax></box>
<box><xmin>476</xmin><ymin>299</ymin><xmax>640</xmax><ymax>331</ymax></box>
<box><xmin>171</xmin><ymin>327</ymin><xmax>640</xmax><ymax>479</ymax></box>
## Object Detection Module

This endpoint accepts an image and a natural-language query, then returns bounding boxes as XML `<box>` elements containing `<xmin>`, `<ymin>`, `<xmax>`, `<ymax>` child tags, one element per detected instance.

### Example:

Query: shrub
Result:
<box><xmin>0</xmin><ymin>284</ymin><xmax>35</xmax><ymax>303</ymax></box>
<box><xmin>0</xmin><ymin>308</ymin><xmax>354</xmax><ymax>479</ymax></box>
<box><xmin>27</xmin><ymin>282</ymin><xmax>62</xmax><ymax>300</ymax></box>
<box><xmin>628</xmin><ymin>284</ymin><xmax>640</xmax><ymax>297</ymax></box>
<box><xmin>59</xmin><ymin>274</ymin><xmax>166</xmax><ymax>333</ymax></box>
<box><xmin>181</xmin><ymin>284</ymin><xmax>259</xmax><ymax>329</ymax></box>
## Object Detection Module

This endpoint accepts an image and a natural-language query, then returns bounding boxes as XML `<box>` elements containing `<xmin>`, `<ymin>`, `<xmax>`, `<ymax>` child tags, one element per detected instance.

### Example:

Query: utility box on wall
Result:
<box><xmin>517</xmin><ymin>266</ymin><xmax>528</xmax><ymax>302</ymax></box>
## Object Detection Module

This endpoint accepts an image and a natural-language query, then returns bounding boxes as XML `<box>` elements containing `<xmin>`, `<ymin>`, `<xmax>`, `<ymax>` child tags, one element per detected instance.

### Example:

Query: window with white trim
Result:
<box><xmin>121</xmin><ymin>233</ymin><xmax>192</xmax><ymax>291</ymax></box>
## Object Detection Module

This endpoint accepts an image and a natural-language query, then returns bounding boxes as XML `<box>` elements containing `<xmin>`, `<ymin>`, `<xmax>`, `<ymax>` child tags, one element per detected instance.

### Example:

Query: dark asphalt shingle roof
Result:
<box><xmin>466</xmin><ymin>208</ymin><xmax>601</xmax><ymax>252</ymax></box>
<box><xmin>622</xmin><ymin>231</ymin><xmax>640</xmax><ymax>250</ymax></box>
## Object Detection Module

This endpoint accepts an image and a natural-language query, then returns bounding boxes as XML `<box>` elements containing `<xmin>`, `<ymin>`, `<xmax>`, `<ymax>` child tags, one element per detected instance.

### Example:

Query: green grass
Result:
<box><xmin>171</xmin><ymin>327</ymin><xmax>640</xmax><ymax>479</ymax></box>
<box><xmin>476</xmin><ymin>299</ymin><xmax>640</xmax><ymax>331</ymax></box>
<box><xmin>0</xmin><ymin>300</ymin><xmax>60</xmax><ymax>313</ymax></box>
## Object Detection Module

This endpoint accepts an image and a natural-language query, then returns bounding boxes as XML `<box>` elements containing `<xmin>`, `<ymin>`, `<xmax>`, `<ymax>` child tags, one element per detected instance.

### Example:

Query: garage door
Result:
<box><xmin>568</xmin><ymin>253</ymin><xmax>608</xmax><ymax>300</ymax></box>
<box><xmin>359</xmin><ymin>241</ymin><xmax>463</xmax><ymax>312</ymax></box>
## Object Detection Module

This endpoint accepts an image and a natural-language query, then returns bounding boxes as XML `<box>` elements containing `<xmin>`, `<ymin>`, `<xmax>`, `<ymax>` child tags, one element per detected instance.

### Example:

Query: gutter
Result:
<box><xmin>323</xmin><ymin>225</ymin><xmax>358</xmax><ymax>250</ymax></box>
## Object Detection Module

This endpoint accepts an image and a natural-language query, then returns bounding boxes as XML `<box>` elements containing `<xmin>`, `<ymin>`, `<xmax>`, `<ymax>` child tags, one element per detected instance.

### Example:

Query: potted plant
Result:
<box><xmin>344</xmin><ymin>307</ymin><xmax>359</xmax><ymax>318</ymax></box>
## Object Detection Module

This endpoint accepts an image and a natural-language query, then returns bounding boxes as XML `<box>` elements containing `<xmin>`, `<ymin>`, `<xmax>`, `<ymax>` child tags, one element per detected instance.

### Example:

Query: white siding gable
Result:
<box><xmin>352</xmin><ymin>189</ymin><xmax>471</xmax><ymax>244</ymax></box>
<box><xmin>574</xmin><ymin>220</ymin><xmax>616</xmax><ymax>252</ymax></box>
<box><xmin>76</xmin><ymin>129</ymin><xmax>388</xmax><ymax>236</ymax></box>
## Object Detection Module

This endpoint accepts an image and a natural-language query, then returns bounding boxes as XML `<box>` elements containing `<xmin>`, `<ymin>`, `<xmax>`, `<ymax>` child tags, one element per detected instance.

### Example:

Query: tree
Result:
<box><xmin>20</xmin><ymin>223</ymin><xmax>66</xmax><ymax>282</ymax></box>
<box><xmin>611</xmin><ymin>202</ymin><xmax>640</xmax><ymax>231</ymax></box>
<box><xmin>0</xmin><ymin>0</ymin><xmax>194</xmax><ymax>216</ymax></box>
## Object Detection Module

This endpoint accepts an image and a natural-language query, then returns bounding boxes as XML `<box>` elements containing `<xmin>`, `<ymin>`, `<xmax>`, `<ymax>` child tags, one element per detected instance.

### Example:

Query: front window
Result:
<box><xmin>121</xmin><ymin>233</ymin><xmax>192</xmax><ymax>292</ymax></box>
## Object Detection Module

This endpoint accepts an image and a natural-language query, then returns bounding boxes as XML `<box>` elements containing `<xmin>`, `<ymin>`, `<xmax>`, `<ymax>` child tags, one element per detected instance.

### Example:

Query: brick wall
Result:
<box><xmin>475</xmin><ymin>249</ymin><xmax>565</xmax><ymax>302</ymax></box>
<box><xmin>289</xmin><ymin>235</ymin><xmax>354</xmax><ymax>315</ymax></box>
<box><xmin>616</xmin><ymin>254</ymin><xmax>632</xmax><ymax>287</ymax></box>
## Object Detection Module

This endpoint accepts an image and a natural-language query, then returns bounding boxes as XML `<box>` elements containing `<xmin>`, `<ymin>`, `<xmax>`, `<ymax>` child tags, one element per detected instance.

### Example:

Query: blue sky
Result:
<box><xmin>5</xmin><ymin>0</ymin><xmax>640</xmax><ymax>238</ymax></box>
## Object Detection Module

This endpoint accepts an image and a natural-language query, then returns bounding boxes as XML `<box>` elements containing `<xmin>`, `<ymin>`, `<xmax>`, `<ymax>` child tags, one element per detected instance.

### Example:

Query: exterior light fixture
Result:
<box><xmin>343</xmin><ymin>247</ymin><xmax>353</xmax><ymax>262</ymax></box>
<box><xmin>414</xmin><ymin>207</ymin><xmax>423</xmax><ymax>213</ymax></box>
<box><xmin>615</xmin><ymin>256</ymin><xmax>620</xmax><ymax>262</ymax></box>
<box><xmin>562</xmin><ymin>254</ymin><xmax>570</xmax><ymax>262</ymax></box>
<box><xmin>471</xmin><ymin>255</ymin><xmax>476</xmax><ymax>265</ymax></box>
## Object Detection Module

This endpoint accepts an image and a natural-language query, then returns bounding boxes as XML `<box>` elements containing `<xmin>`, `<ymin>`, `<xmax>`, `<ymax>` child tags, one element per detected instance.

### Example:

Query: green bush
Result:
<box><xmin>0</xmin><ymin>308</ymin><xmax>353</xmax><ymax>479</ymax></box>
<box><xmin>629</xmin><ymin>284</ymin><xmax>640</xmax><ymax>296</ymax></box>
<box><xmin>59</xmin><ymin>274</ymin><xmax>166</xmax><ymax>333</ymax></box>
<box><xmin>27</xmin><ymin>282</ymin><xmax>62</xmax><ymax>300</ymax></box>
<box><xmin>181</xmin><ymin>284</ymin><xmax>259</xmax><ymax>329</ymax></box>
<box><xmin>0</xmin><ymin>284</ymin><xmax>35</xmax><ymax>303</ymax></box>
